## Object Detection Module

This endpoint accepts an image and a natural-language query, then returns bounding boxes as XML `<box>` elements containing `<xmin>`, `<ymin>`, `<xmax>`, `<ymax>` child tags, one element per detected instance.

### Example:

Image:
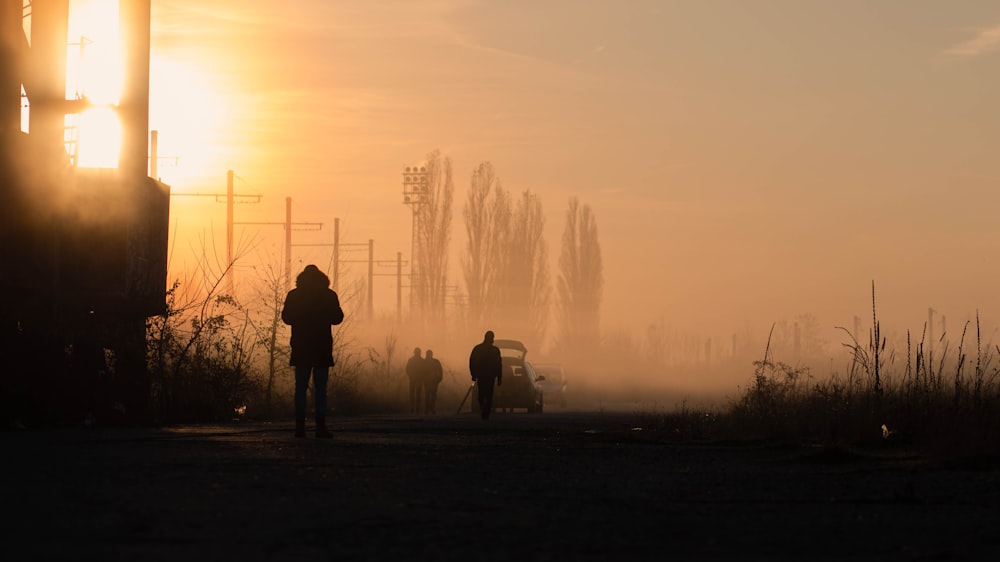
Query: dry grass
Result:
<box><xmin>641</xmin><ymin>286</ymin><xmax>1000</xmax><ymax>461</ymax></box>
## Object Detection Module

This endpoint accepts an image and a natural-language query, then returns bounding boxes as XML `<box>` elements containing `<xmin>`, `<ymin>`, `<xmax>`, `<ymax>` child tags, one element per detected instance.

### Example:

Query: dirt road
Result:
<box><xmin>5</xmin><ymin>412</ymin><xmax>999</xmax><ymax>560</ymax></box>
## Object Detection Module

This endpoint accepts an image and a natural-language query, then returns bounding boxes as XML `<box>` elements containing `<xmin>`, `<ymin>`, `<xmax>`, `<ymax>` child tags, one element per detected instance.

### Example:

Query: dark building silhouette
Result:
<box><xmin>1</xmin><ymin>1</ymin><xmax>168</xmax><ymax>426</ymax></box>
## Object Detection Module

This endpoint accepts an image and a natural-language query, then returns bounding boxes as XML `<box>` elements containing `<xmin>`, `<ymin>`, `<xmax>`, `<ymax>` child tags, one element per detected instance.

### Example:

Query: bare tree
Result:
<box><xmin>504</xmin><ymin>190</ymin><xmax>550</xmax><ymax>346</ymax></box>
<box><xmin>461</xmin><ymin>161</ymin><xmax>508</xmax><ymax>325</ymax></box>
<box><xmin>461</xmin><ymin>163</ymin><xmax>550</xmax><ymax>345</ymax></box>
<box><xmin>414</xmin><ymin>149</ymin><xmax>454</xmax><ymax>320</ymax></box>
<box><xmin>247</xmin><ymin>257</ymin><xmax>287</xmax><ymax>414</ymax></box>
<box><xmin>556</xmin><ymin>197</ymin><xmax>603</xmax><ymax>354</ymax></box>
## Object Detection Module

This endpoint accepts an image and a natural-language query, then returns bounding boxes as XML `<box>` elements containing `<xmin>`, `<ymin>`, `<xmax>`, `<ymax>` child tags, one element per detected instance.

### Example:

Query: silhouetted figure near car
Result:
<box><xmin>424</xmin><ymin>349</ymin><xmax>443</xmax><ymax>414</ymax></box>
<box><xmin>469</xmin><ymin>330</ymin><xmax>503</xmax><ymax>420</ymax></box>
<box><xmin>282</xmin><ymin>265</ymin><xmax>344</xmax><ymax>438</ymax></box>
<box><xmin>406</xmin><ymin>347</ymin><xmax>426</xmax><ymax>413</ymax></box>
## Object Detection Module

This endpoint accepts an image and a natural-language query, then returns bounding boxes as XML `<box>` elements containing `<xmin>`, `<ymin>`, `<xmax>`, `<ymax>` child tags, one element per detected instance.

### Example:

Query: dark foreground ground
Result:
<box><xmin>4</xmin><ymin>412</ymin><xmax>1000</xmax><ymax>561</ymax></box>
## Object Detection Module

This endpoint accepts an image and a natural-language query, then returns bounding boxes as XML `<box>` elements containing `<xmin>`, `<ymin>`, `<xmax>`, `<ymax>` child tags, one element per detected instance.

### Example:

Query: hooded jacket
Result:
<box><xmin>281</xmin><ymin>265</ymin><xmax>344</xmax><ymax>367</ymax></box>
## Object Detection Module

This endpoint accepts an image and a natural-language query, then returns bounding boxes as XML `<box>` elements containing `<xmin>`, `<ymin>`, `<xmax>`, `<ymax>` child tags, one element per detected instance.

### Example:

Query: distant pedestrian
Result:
<box><xmin>406</xmin><ymin>347</ymin><xmax>426</xmax><ymax>413</ymax></box>
<box><xmin>423</xmin><ymin>349</ymin><xmax>443</xmax><ymax>414</ymax></box>
<box><xmin>469</xmin><ymin>330</ymin><xmax>503</xmax><ymax>420</ymax></box>
<box><xmin>281</xmin><ymin>265</ymin><xmax>344</xmax><ymax>438</ymax></box>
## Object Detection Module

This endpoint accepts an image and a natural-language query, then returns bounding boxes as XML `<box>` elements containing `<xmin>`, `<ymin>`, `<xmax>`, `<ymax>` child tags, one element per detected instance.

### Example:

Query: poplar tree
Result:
<box><xmin>506</xmin><ymin>190</ymin><xmax>550</xmax><ymax>346</ymax></box>
<box><xmin>462</xmin><ymin>162</ymin><xmax>508</xmax><ymax>324</ymax></box>
<box><xmin>461</xmin><ymin>163</ymin><xmax>550</xmax><ymax>345</ymax></box>
<box><xmin>556</xmin><ymin>197</ymin><xmax>603</xmax><ymax>354</ymax></box>
<box><xmin>414</xmin><ymin>149</ymin><xmax>454</xmax><ymax>320</ymax></box>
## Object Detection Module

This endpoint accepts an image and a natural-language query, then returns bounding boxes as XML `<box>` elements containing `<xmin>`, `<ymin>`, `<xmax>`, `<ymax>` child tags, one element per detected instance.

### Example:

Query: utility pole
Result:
<box><xmin>170</xmin><ymin>169</ymin><xmax>262</xmax><ymax>294</ymax></box>
<box><xmin>147</xmin><ymin>130</ymin><xmax>178</xmax><ymax>181</ymax></box>
<box><xmin>228</xmin><ymin>170</ymin><xmax>234</xmax><ymax>274</ymax></box>
<box><xmin>396</xmin><ymin>252</ymin><xmax>402</xmax><ymax>323</ymax></box>
<box><xmin>372</xmin><ymin>248</ymin><xmax>409</xmax><ymax>322</ymax></box>
<box><xmin>333</xmin><ymin>218</ymin><xmax>340</xmax><ymax>291</ymax></box>
<box><xmin>368</xmin><ymin>240</ymin><xmax>374</xmax><ymax>319</ymax></box>
<box><xmin>334</xmin><ymin>240</ymin><xmax>376</xmax><ymax>320</ymax></box>
<box><xmin>285</xmin><ymin>197</ymin><xmax>292</xmax><ymax>287</ymax></box>
<box><xmin>297</xmin><ymin>219</ymin><xmax>408</xmax><ymax>321</ymax></box>
<box><xmin>337</xmin><ymin>239</ymin><xmax>408</xmax><ymax>321</ymax></box>
<box><xmin>296</xmin><ymin>216</ymin><xmax>339</xmax><ymax>290</ymax></box>
<box><xmin>236</xmin><ymin>196</ymin><xmax>322</xmax><ymax>290</ymax></box>
<box><xmin>297</xmin><ymin>218</ymin><xmax>367</xmax><ymax>297</ymax></box>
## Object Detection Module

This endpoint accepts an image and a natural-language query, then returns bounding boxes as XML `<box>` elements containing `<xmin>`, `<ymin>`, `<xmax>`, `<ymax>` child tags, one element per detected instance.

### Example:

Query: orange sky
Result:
<box><xmin>84</xmin><ymin>0</ymin><xmax>1000</xmax><ymax>356</ymax></box>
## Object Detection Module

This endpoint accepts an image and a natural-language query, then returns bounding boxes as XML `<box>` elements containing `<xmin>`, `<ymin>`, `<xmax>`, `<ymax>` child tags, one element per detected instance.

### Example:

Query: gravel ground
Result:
<box><xmin>4</xmin><ymin>412</ymin><xmax>1000</xmax><ymax>561</ymax></box>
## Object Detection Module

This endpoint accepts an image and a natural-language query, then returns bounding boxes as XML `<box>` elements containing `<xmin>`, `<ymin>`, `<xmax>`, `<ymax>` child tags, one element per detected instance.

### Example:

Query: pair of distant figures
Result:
<box><xmin>406</xmin><ymin>347</ymin><xmax>444</xmax><ymax>414</ymax></box>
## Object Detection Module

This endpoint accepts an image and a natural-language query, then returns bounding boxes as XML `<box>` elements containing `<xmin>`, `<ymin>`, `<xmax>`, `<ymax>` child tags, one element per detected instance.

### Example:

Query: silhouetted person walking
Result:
<box><xmin>469</xmin><ymin>330</ymin><xmax>502</xmax><ymax>420</ymax></box>
<box><xmin>424</xmin><ymin>349</ymin><xmax>443</xmax><ymax>414</ymax></box>
<box><xmin>406</xmin><ymin>347</ymin><xmax>426</xmax><ymax>413</ymax></box>
<box><xmin>282</xmin><ymin>265</ymin><xmax>344</xmax><ymax>438</ymax></box>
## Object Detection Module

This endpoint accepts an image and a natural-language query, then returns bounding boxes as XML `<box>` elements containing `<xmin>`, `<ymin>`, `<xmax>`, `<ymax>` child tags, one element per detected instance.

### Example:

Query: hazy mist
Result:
<box><xmin>58</xmin><ymin>0</ymin><xmax>1000</xmax><ymax>405</ymax></box>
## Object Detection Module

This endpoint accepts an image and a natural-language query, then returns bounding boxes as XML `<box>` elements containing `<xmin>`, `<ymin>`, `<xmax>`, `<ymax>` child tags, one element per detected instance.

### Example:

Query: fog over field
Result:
<box><xmin>58</xmin><ymin>0</ymin><xmax>1000</xmax><ymax>406</ymax></box>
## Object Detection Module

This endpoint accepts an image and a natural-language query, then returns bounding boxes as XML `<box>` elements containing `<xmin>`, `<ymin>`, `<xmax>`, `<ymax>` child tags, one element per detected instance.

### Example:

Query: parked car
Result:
<box><xmin>531</xmin><ymin>363</ymin><xmax>567</xmax><ymax>407</ymax></box>
<box><xmin>471</xmin><ymin>339</ymin><xmax>545</xmax><ymax>414</ymax></box>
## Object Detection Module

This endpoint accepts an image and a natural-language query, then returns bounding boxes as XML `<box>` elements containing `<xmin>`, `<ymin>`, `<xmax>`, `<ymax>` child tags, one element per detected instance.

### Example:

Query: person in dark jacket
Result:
<box><xmin>469</xmin><ymin>330</ymin><xmax>502</xmax><ymax>420</ymax></box>
<box><xmin>406</xmin><ymin>347</ymin><xmax>425</xmax><ymax>413</ymax></box>
<box><xmin>423</xmin><ymin>349</ymin><xmax>443</xmax><ymax>415</ymax></box>
<box><xmin>281</xmin><ymin>265</ymin><xmax>344</xmax><ymax>438</ymax></box>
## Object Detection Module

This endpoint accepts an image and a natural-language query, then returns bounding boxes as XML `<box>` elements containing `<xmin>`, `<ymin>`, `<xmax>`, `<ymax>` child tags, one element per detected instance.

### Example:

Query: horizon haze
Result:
<box><xmin>63</xmin><ymin>0</ymin><xmax>1000</xmax><ymax>376</ymax></box>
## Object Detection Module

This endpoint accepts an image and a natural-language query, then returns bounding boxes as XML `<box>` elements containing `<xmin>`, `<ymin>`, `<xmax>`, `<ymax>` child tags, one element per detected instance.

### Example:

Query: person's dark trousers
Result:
<box><xmin>295</xmin><ymin>365</ymin><xmax>330</xmax><ymax>434</ymax></box>
<box><xmin>409</xmin><ymin>378</ymin><xmax>422</xmax><ymax>413</ymax></box>
<box><xmin>476</xmin><ymin>376</ymin><xmax>496</xmax><ymax>420</ymax></box>
<box><xmin>424</xmin><ymin>383</ymin><xmax>439</xmax><ymax>414</ymax></box>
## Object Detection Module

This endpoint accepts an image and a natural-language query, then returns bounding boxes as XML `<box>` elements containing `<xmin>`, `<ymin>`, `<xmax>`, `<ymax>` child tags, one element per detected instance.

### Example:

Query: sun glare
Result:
<box><xmin>66</xmin><ymin>0</ymin><xmax>123</xmax><ymax>168</ymax></box>
<box><xmin>148</xmin><ymin>54</ymin><xmax>231</xmax><ymax>186</ymax></box>
<box><xmin>74</xmin><ymin>106</ymin><xmax>122</xmax><ymax>168</ymax></box>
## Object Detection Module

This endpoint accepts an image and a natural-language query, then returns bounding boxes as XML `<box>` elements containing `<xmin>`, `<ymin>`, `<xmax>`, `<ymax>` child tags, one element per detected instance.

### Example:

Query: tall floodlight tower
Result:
<box><xmin>401</xmin><ymin>165</ymin><xmax>428</xmax><ymax>312</ymax></box>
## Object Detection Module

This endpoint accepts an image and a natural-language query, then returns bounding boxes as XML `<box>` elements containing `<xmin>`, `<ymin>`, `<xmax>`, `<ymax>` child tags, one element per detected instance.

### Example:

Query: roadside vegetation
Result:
<box><xmin>143</xmin><ymin>259</ymin><xmax>478</xmax><ymax>424</ymax></box>
<box><xmin>145</xmin><ymin>268</ymin><xmax>1000</xmax><ymax>465</ymax></box>
<box><xmin>145</xmin><ymin>274</ymin><xmax>412</xmax><ymax>424</ymax></box>
<box><xmin>638</xmin><ymin>286</ymin><xmax>1000</xmax><ymax>461</ymax></box>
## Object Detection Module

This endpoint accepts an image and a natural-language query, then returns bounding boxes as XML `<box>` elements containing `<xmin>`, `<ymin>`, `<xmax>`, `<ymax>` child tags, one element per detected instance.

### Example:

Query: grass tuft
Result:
<box><xmin>639</xmin><ymin>285</ymin><xmax>1000</xmax><ymax>462</ymax></box>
